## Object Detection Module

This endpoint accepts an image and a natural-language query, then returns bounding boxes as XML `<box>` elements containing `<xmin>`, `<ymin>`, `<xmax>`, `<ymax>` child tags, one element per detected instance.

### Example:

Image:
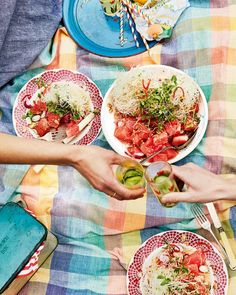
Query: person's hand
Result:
<box><xmin>70</xmin><ymin>145</ymin><xmax>145</xmax><ymax>200</ymax></box>
<box><xmin>161</xmin><ymin>163</ymin><xmax>236</xmax><ymax>204</ymax></box>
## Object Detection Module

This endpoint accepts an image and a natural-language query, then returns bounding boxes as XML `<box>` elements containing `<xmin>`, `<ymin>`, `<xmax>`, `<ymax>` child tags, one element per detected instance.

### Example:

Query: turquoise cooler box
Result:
<box><xmin>0</xmin><ymin>202</ymin><xmax>58</xmax><ymax>294</ymax></box>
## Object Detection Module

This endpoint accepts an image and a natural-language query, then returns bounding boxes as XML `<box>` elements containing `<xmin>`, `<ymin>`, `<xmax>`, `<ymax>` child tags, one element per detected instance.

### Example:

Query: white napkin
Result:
<box><xmin>134</xmin><ymin>0</ymin><xmax>190</xmax><ymax>41</ymax></box>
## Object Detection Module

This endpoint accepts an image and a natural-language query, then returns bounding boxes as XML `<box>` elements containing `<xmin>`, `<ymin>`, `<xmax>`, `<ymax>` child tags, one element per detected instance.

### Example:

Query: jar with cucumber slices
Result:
<box><xmin>116</xmin><ymin>159</ymin><xmax>146</xmax><ymax>189</ymax></box>
<box><xmin>145</xmin><ymin>162</ymin><xmax>178</xmax><ymax>208</ymax></box>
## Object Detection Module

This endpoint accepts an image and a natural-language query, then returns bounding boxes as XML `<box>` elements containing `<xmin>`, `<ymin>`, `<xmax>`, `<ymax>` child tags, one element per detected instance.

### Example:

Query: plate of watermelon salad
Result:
<box><xmin>101</xmin><ymin>65</ymin><xmax>208</xmax><ymax>164</ymax></box>
<box><xmin>13</xmin><ymin>69</ymin><xmax>103</xmax><ymax>145</ymax></box>
<box><xmin>127</xmin><ymin>230</ymin><xmax>228</xmax><ymax>295</ymax></box>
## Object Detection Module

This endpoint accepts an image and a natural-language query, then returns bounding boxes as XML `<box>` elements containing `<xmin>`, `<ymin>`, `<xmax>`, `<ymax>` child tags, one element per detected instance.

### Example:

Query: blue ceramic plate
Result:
<box><xmin>63</xmin><ymin>0</ymin><xmax>157</xmax><ymax>57</ymax></box>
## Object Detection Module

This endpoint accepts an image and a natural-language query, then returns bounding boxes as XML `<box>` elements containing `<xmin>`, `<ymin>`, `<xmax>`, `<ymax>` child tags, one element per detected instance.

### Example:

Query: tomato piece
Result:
<box><xmin>184</xmin><ymin>116</ymin><xmax>199</xmax><ymax>132</ymax></box>
<box><xmin>184</xmin><ymin>249</ymin><xmax>206</xmax><ymax>267</ymax></box>
<box><xmin>47</xmin><ymin>112</ymin><xmax>60</xmax><ymax>129</ymax></box>
<box><xmin>65</xmin><ymin>121</ymin><xmax>80</xmax><ymax>138</ymax></box>
<box><xmin>133</xmin><ymin>123</ymin><xmax>150</xmax><ymax>134</ymax></box>
<box><xmin>164</xmin><ymin>120</ymin><xmax>181</xmax><ymax>136</ymax></box>
<box><xmin>172</xmin><ymin>135</ymin><xmax>188</xmax><ymax>146</ymax></box>
<box><xmin>187</xmin><ymin>283</ymin><xmax>195</xmax><ymax>291</ymax></box>
<box><xmin>60</xmin><ymin>113</ymin><xmax>72</xmax><ymax>124</ymax></box>
<box><xmin>140</xmin><ymin>143</ymin><xmax>153</xmax><ymax>156</ymax></box>
<box><xmin>114</xmin><ymin>126</ymin><xmax>132</xmax><ymax>143</ymax></box>
<box><xmin>165</xmin><ymin>148</ymin><xmax>178</xmax><ymax>160</ymax></box>
<box><xmin>153</xmin><ymin>131</ymin><xmax>168</xmax><ymax>146</ymax></box>
<box><xmin>149</xmin><ymin>153</ymin><xmax>168</xmax><ymax>163</ymax></box>
<box><xmin>125</xmin><ymin>117</ymin><xmax>137</xmax><ymax>132</ymax></box>
<box><xmin>132</xmin><ymin>123</ymin><xmax>151</xmax><ymax>145</ymax></box>
<box><xmin>133</xmin><ymin>131</ymin><xmax>150</xmax><ymax>145</ymax></box>
<box><xmin>197</xmin><ymin>283</ymin><xmax>208</xmax><ymax>295</ymax></box>
<box><xmin>187</xmin><ymin>263</ymin><xmax>199</xmax><ymax>275</ymax></box>
<box><xmin>145</xmin><ymin>137</ymin><xmax>153</xmax><ymax>146</ymax></box>
<box><xmin>31</xmin><ymin>100</ymin><xmax>47</xmax><ymax>114</ymax></box>
<box><xmin>34</xmin><ymin>118</ymin><xmax>50</xmax><ymax>137</ymax></box>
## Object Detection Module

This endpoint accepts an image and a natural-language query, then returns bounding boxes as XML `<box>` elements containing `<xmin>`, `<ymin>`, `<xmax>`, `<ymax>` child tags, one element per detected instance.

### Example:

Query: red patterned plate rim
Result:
<box><xmin>127</xmin><ymin>230</ymin><xmax>228</xmax><ymax>295</ymax></box>
<box><xmin>12</xmin><ymin>69</ymin><xmax>103</xmax><ymax>145</ymax></box>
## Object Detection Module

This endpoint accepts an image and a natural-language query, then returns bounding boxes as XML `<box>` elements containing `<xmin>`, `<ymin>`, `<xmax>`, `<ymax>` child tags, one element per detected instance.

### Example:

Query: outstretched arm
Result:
<box><xmin>162</xmin><ymin>163</ymin><xmax>236</xmax><ymax>204</ymax></box>
<box><xmin>0</xmin><ymin>132</ymin><xmax>145</xmax><ymax>200</ymax></box>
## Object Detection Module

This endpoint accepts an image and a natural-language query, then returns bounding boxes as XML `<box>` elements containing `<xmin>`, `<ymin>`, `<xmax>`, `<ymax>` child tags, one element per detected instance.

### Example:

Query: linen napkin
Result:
<box><xmin>134</xmin><ymin>0</ymin><xmax>190</xmax><ymax>41</ymax></box>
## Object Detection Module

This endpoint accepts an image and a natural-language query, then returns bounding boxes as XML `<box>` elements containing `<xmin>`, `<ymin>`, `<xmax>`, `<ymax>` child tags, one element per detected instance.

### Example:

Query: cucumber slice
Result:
<box><xmin>123</xmin><ymin>169</ymin><xmax>143</xmax><ymax>180</ymax></box>
<box><xmin>154</xmin><ymin>175</ymin><xmax>173</xmax><ymax>194</ymax></box>
<box><xmin>125</xmin><ymin>176</ymin><xmax>142</xmax><ymax>187</ymax></box>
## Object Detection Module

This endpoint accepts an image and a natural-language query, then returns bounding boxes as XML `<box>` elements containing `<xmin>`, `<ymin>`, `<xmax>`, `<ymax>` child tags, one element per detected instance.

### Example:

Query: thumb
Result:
<box><xmin>161</xmin><ymin>192</ymin><xmax>194</xmax><ymax>204</ymax></box>
<box><xmin>112</xmin><ymin>180</ymin><xmax>146</xmax><ymax>200</ymax></box>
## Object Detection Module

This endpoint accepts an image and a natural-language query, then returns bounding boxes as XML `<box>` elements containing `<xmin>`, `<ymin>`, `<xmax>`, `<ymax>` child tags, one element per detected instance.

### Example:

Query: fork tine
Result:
<box><xmin>194</xmin><ymin>204</ymin><xmax>207</xmax><ymax>221</ymax></box>
<box><xmin>191</xmin><ymin>205</ymin><xmax>205</xmax><ymax>223</ymax></box>
<box><xmin>192</xmin><ymin>203</ymin><xmax>203</xmax><ymax>214</ymax></box>
<box><xmin>192</xmin><ymin>204</ymin><xmax>205</xmax><ymax>219</ymax></box>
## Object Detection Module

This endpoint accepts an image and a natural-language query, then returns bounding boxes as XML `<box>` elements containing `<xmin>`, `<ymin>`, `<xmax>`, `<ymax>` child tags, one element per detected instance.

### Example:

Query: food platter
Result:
<box><xmin>63</xmin><ymin>0</ymin><xmax>157</xmax><ymax>57</ymax></box>
<box><xmin>127</xmin><ymin>230</ymin><xmax>228</xmax><ymax>295</ymax></box>
<box><xmin>13</xmin><ymin>69</ymin><xmax>103</xmax><ymax>145</ymax></box>
<box><xmin>101</xmin><ymin>65</ymin><xmax>208</xmax><ymax>164</ymax></box>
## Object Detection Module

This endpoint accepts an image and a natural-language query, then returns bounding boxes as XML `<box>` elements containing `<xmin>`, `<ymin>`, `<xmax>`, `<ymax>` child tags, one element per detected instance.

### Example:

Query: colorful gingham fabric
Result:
<box><xmin>0</xmin><ymin>1</ymin><xmax>236</xmax><ymax>294</ymax></box>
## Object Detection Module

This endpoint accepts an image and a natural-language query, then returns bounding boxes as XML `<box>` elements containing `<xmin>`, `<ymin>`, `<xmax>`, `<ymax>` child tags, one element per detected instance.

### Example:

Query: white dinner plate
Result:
<box><xmin>101</xmin><ymin>65</ymin><xmax>208</xmax><ymax>164</ymax></box>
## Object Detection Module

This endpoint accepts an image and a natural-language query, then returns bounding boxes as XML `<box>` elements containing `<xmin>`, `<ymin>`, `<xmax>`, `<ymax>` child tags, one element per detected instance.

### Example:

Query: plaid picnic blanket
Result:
<box><xmin>0</xmin><ymin>1</ymin><xmax>236</xmax><ymax>294</ymax></box>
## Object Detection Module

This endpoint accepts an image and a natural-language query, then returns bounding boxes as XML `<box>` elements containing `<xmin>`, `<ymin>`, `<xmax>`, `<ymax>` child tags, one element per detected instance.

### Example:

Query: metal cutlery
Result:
<box><xmin>191</xmin><ymin>203</ymin><xmax>236</xmax><ymax>270</ymax></box>
<box><xmin>205</xmin><ymin>202</ymin><xmax>236</xmax><ymax>270</ymax></box>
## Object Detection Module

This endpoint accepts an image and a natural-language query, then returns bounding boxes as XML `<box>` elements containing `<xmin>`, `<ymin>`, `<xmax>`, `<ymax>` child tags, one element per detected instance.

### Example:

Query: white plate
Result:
<box><xmin>101</xmin><ymin>65</ymin><xmax>208</xmax><ymax>164</ymax></box>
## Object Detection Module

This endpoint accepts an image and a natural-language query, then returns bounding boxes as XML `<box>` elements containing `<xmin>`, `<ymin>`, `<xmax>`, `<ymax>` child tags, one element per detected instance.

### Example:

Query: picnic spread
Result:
<box><xmin>1</xmin><ymin>0</ymin><xmax>236</xmax><ymax>294</ymax></box>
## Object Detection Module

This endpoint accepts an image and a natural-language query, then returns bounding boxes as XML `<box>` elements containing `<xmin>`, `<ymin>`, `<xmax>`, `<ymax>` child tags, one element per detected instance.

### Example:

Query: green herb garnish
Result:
<box><xmin>160</xmin><ymin>278</ymin><xmax>171</xmax><ymax>286</ymax></box>
<box><xmin>139</xmin><ymin>75</ymin><xmax>177</xmax><ymax>123</ymax></box>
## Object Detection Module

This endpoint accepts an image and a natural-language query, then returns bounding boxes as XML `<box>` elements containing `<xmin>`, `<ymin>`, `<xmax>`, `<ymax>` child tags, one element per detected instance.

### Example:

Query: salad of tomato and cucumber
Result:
<box><xmin>109</xmin><ymin>69</ymin><xmax>200</xmax><ymax>163</ymax></box>
<box><xmin>22</xmin><ymin>78</ymin><xmax>97</xmax><ymax>139</ymax></box>
<box><xmin>140</xmin><ymin>242</ymin><xmax>213</xmax><ymax>295</ymax></box>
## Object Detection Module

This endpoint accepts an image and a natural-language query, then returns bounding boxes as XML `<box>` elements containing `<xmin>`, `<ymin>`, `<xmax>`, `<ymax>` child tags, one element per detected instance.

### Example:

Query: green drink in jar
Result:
<box><xmin>145</xmin><ymin>161</ymin><xmax>178</xmax><ymax>207</ymax></box>
<box><xmin>116</xmin><ymin>159</ymin><xmax>146</xmax><ymax>189</ymax></box>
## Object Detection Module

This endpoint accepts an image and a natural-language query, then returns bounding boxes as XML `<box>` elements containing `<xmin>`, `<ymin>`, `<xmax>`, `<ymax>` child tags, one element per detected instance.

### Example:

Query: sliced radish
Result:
<box><xmin>32</xmin><ymin>115</ymin><xmax>41</xmax><ymax>122</ymax></box>
<box><xmin>199</xmin><ymin>265</ymin><xmax>208</xmax><ymax>273</ymax></box>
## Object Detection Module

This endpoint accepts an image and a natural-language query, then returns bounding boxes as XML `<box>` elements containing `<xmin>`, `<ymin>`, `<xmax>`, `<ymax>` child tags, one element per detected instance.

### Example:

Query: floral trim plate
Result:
<box><xmin>13</xmin><ymin>69</ymin><xmax>103</xmax><ymax>145</ymax></box>
<box><xmin>127</xmin><ymin>230</ymin><xmax>228</xmax><ymax>295</ymax></box>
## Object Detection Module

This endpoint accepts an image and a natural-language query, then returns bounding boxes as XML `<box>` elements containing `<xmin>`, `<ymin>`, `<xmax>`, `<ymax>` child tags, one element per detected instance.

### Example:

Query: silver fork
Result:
<box><xmin>191</xmin><ymin>204</ymin><xmax>231</xmax><ymax>267</ymax></box>
<box><xmin>140</xmin><ymin>129</ymin><xmax>197</xmax><ymax>165</ymax></box>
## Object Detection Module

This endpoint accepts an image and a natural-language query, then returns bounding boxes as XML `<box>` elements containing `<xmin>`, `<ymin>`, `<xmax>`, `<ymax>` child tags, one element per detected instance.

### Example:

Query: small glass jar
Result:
<box><xmin>116</xmin><ymin>159</ymin><xmax>146</xmax><ymax>189</ymax></box>
<box><xmin>145</xmin><ymin>161</ymin><xmax>178</xmax><ymax>207</ymax></box>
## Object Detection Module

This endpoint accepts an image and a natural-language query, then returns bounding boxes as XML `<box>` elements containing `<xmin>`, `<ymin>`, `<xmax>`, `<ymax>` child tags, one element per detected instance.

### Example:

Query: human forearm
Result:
<box><xmin>0</xmin><ymin>132</ymin><xmax>75</xmax><ymax>165</ymax></box>
<box><xmin>0</xmin><ymin>132</ymin><xmax>145</xmax><ymax>200</ymax></box>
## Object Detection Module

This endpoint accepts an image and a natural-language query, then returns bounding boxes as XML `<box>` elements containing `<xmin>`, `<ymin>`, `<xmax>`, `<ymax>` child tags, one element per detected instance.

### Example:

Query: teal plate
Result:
<box><xmin>63</xmin><ymin>0</ymin><xmax>157</xmax><ymax>57</ymax></box>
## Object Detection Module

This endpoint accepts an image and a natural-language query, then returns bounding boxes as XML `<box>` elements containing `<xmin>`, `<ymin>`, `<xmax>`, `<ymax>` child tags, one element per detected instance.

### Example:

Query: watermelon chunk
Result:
<box><xmin>65</xmin><ymin>121</ymin><xmax>80</xmax><ymax>138</ymax></box>
<box><xmin>34</xmin><ymin>118</ymin><xmax>50</xmax><ymax>137</ymax></box>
